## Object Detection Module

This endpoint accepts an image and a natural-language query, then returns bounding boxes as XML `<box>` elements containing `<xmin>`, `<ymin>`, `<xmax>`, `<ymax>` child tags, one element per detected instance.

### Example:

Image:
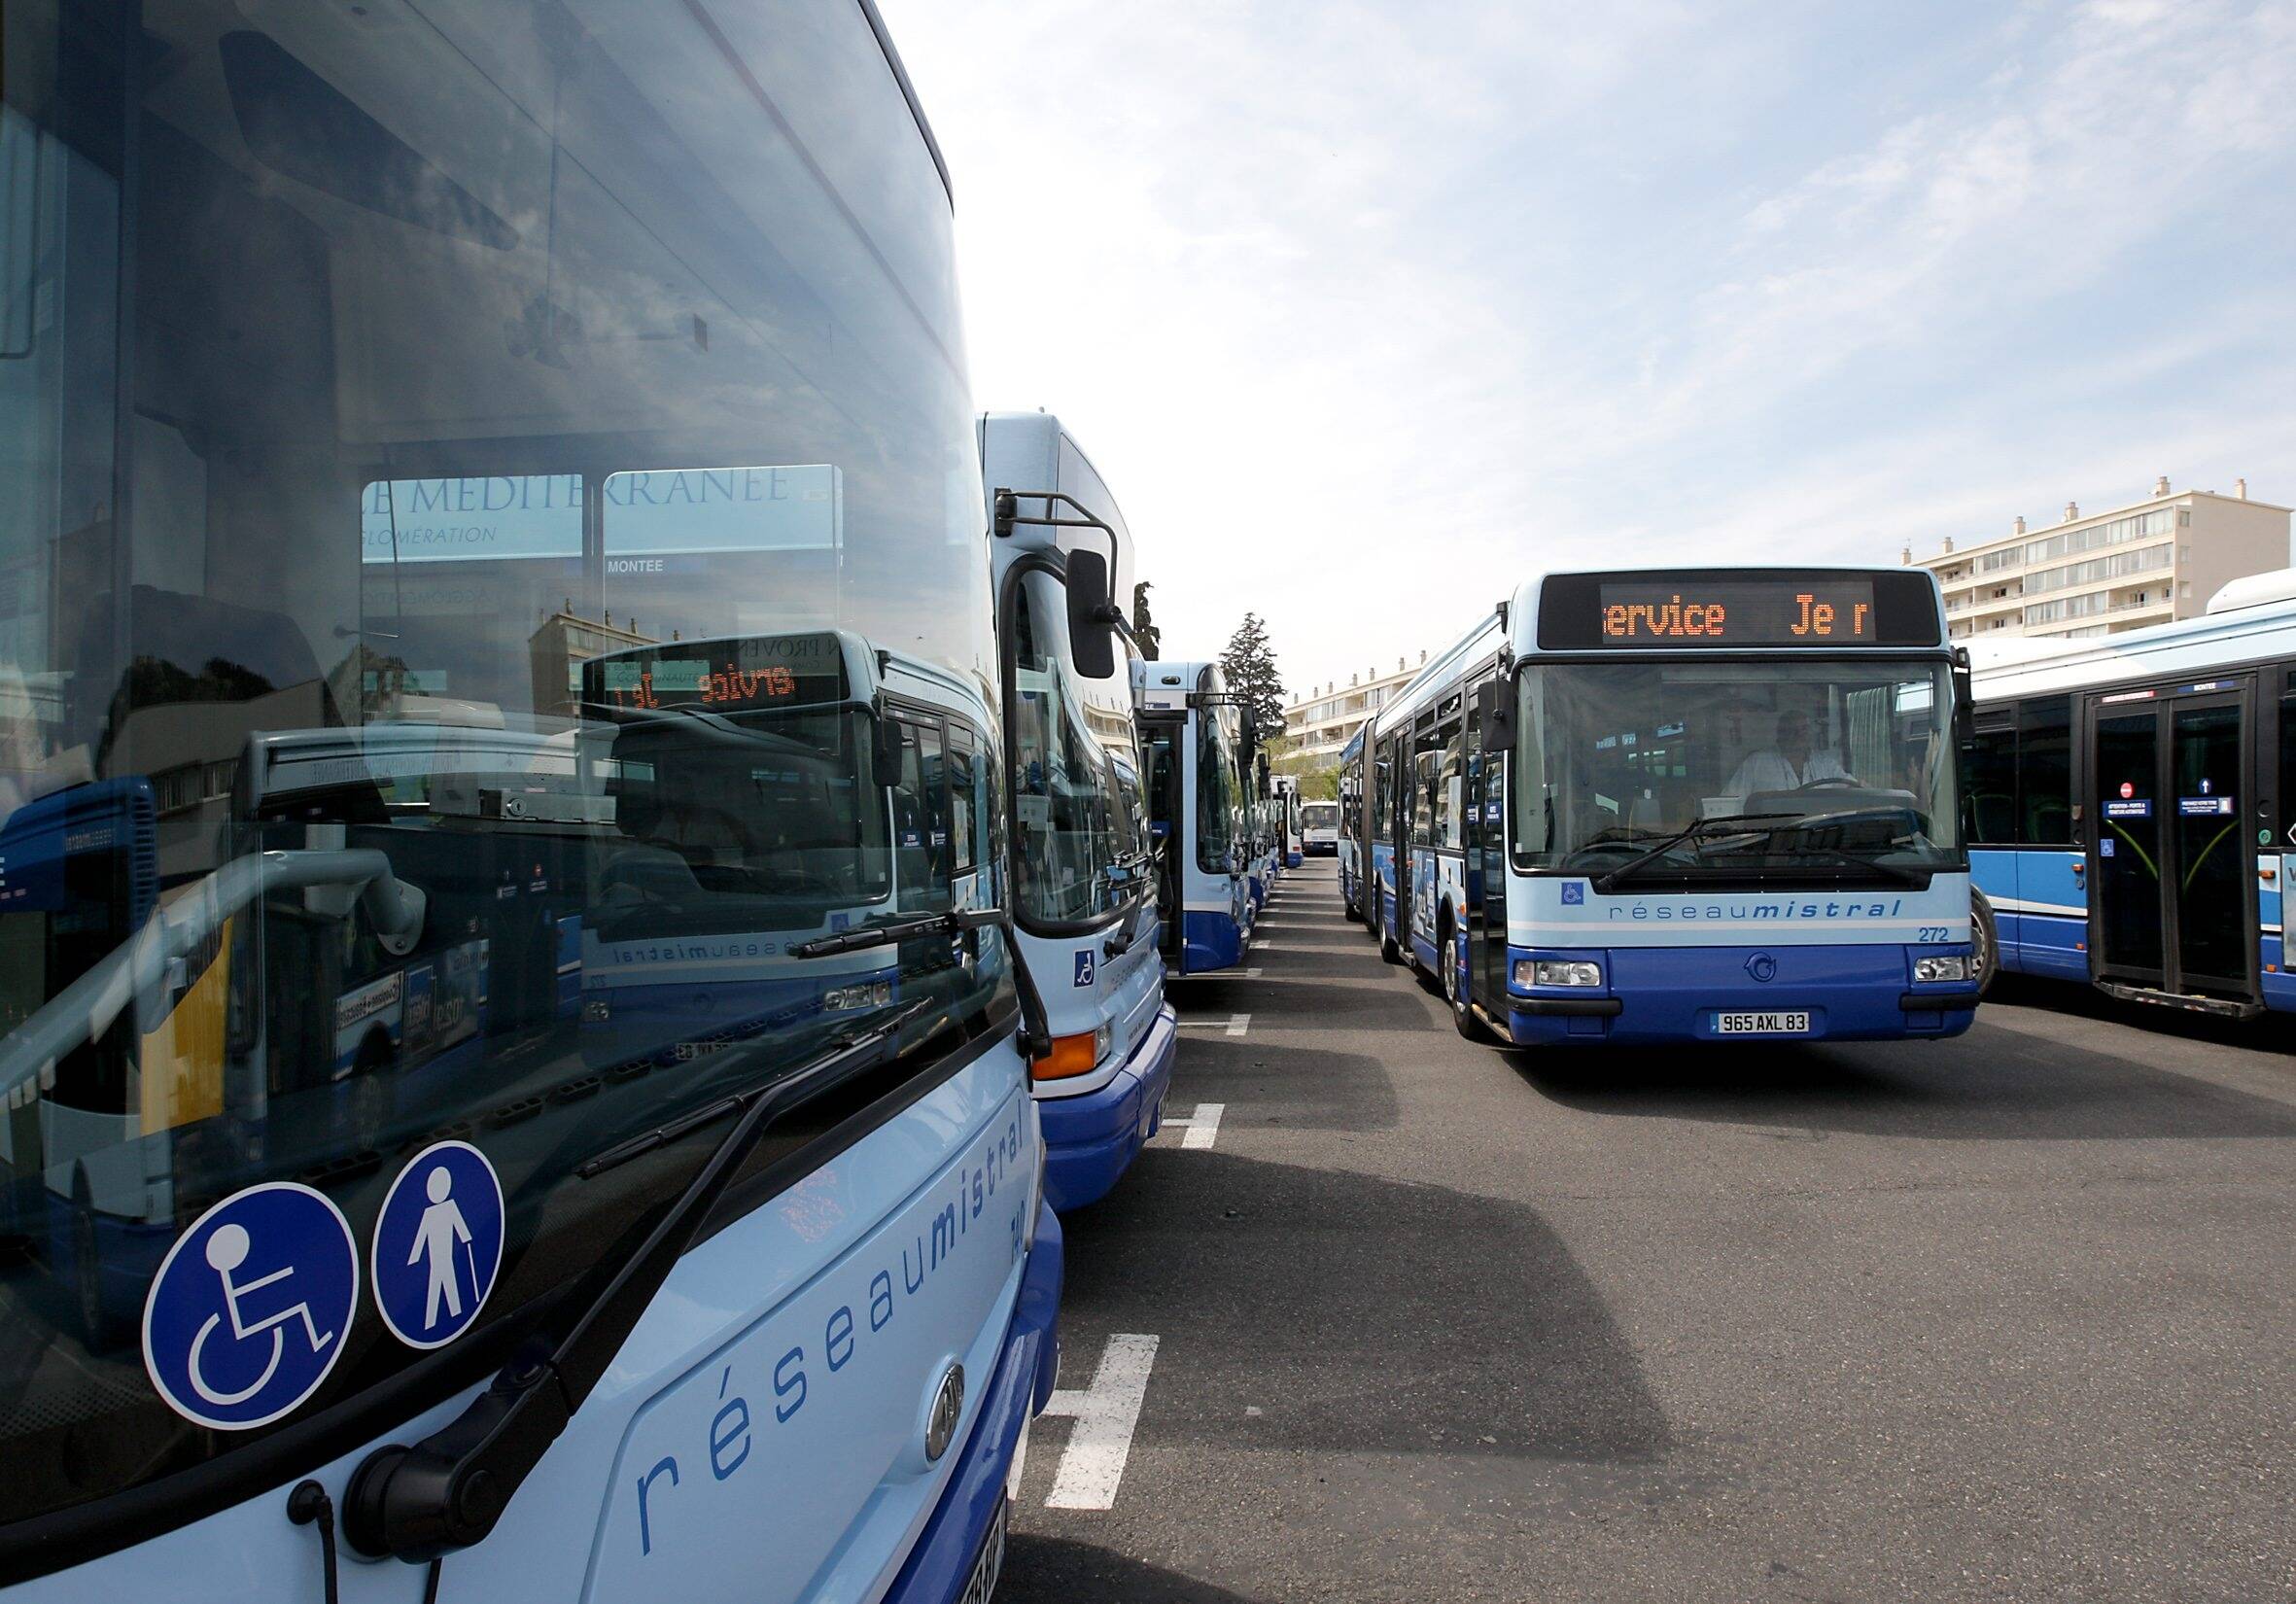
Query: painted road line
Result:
<box><xmin>1041</xmin><ymin>1333</ymin><xmax>1161</xmax><ymax>1510</ymax></box>
<box><xmin>1176</xmin><ymin>1013</ymin><xmax>1250</xmax><ymax>1036</ymax></box>
<box><xmin>1158</xmin><ymin>1102</ymin><xmax>1226</xmax><ymax>1149</ymax></box>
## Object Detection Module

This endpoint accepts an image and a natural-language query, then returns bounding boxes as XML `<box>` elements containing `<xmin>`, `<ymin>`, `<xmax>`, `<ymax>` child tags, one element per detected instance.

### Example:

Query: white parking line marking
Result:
<box><xmin>1159</xmin><ymin>1102</ymin><xmax>1226</xmax><ymax>1149</ymax></box>
<box><xmin>1041</xmin><ymin>1333</ymin><xmax>1160</xmax><ymax>1510</ymax></box>
<box><xmin>1176</xmin><ymin>1013</ymin><xmax>1250</xmax><ymax>1035</ymax></box>
<box><xmin>1225</xmin><ymin>1013</ymin><xmax>1251</xmax><ymax>1037</ymax></box>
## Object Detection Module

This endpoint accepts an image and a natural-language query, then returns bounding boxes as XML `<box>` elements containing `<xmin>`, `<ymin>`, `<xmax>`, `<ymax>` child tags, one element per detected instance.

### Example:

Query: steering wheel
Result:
<box><xmin>1794</xmin><ymin>777</ymin><xmax>1859</xmax><ymax>791</ymax></box>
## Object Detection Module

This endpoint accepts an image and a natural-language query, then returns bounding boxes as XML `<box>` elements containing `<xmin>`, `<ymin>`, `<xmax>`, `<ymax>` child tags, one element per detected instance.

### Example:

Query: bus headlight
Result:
<box><xmin>1913</xmin><ymin>956</ymin><xmax>1968</xmax><ymax>983</ymax></box>
<box><xmin>1516</xmin><ymin>959</ymin><xmax>1603</xmax><ymax>989</ymax></box>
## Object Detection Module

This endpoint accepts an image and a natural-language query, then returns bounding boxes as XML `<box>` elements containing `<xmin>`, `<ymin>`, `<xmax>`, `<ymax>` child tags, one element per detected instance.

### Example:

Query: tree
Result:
<box><xmin>1131</xmin><ymin>580</ymin><xmax>1162</xmax><ymax>661</ymax></box>
<box><xmin>1220</xmin><ymin>611</ymin><xmax>1286</xmax><ymax>739</ymax></box>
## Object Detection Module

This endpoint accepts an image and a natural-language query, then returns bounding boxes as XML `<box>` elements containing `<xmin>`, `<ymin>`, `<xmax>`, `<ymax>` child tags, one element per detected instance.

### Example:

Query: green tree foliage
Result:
<box><xmin>1221</xmin><ymin>611</ymin><xmax>1287</xmax><ymax>739</ymax></box>
<box><xmin>1131</xmin><ymin>580</ymin><xmax>1162</xmax><ymax>660</ymax></box>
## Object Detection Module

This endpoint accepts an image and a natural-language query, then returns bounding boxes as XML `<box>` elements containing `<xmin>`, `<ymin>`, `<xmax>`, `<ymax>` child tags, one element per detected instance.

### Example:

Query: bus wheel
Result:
<box><xmin>1444</xmin><ymin>919</ymin><xmax>1493</xmax><ymax>1042</ymax></box>
<box><xmin>1971</xmin><ymin>889</ymin><xmax>2000</xmax><ymax>1000</ymax></box>
<box><xmin>1379</xmin><ymin>918</ymin><xmax>1402</xmax><ymax>964</ymax></box>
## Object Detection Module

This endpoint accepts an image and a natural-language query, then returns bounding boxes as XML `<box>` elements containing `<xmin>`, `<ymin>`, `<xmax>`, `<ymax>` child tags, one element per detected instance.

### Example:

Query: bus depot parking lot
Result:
<box><xmin>999</xmin><ymin>863</ymin><xmax>2296</xmax><ymax>1604</ymax></box>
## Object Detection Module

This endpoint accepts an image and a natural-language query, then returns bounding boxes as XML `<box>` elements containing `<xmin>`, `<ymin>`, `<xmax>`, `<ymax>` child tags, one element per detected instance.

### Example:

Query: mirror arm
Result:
<box><xmin>991</xmin><ymin>488</ymin><xmax>1122</xmax><ymax>586</ymax></box>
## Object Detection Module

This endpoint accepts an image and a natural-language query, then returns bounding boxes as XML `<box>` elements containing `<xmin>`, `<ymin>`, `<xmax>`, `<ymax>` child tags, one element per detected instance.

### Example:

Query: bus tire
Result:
<box><xmin>1971</xmin><ymin>888</ymin><xmax>2000</xmax><ymax>1000</ymax></box>
<box><xmin>1379</xmin><ymin>917</ymin><xmax>1402</xmax><ymax>964</ymax></box>
<box><xmin>1444</xmin><ymin>913</ymin><xmax>1496</xmax><ymax>1043</ymax></box>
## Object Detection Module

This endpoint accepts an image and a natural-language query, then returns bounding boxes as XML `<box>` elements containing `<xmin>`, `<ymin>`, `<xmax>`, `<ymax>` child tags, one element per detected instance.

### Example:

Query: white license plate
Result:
<box><xmin>959</xmin><ymin>1500</ymin><xmax>1008</xmax><ymax>1604</ymax></box>
<box><xmin>1716</xmin><ymin>1011</ymin><xmax>1810</xmax><ymax>1035</ymax></box>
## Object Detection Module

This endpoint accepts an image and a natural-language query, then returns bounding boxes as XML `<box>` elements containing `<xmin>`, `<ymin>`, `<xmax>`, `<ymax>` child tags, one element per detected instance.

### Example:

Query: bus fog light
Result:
<box><xmin>581</xmin><ymin>997</ymin><xmax>611</xmax><ymax>1025</ymax></box>
<box><xmin>1914</xmin><ymin>956</ymin><xmax>1967</xmax><ymax>983</ymax></box>
<box><xmin>1517</xmin><ymin>959</ymin><xmax>1603</xmax><ymax>989</ymax></box>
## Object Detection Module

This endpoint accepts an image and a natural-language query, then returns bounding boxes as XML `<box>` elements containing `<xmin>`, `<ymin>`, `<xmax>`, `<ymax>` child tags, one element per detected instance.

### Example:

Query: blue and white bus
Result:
<box><xmin>1273</xmin><ymin>775</ymin><xmax>1305</xmax><ymax>869</ymax></box>
<box><xmin>0</xmin><ymin>5</ymin><xmax>1058</xmax><ymax>1600</ymax></box>
<box><xmin>1966</xmin><ymin>571</ymin><xmax>2296</xmax><ymax>1019</ymax></box>
<box><xmin>1368</xmin><ymin>569</ymin><xmax>1979</xmax><ymax>1046</ymax></box>
<box><xmin>980</xmin><ymin>412</ymin><xmax>1177</xmax><ymax>1210</ymax></box>
<box><xmin>1338</xmin><ymin>727</ymin><xmax>1370</xmax><ymax>917</ymax></box>
<box><xmin>1133</xmin><ymin>661</ymin><xmax>1255</xmax><ymax>974</ymax></box>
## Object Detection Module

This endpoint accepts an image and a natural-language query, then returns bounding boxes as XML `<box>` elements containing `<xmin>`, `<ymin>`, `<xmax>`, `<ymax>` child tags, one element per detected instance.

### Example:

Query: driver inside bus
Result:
<box><xmin>1726</xmin><ymin>710</ymin><xmax>1853</xmax><ymax>798</ymax></box>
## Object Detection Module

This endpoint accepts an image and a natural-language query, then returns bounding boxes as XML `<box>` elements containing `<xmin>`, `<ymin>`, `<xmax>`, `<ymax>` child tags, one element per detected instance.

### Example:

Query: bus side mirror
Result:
<box><xmin>1951</xmin><ymin>656</ymin><xmax>1974</xmax><ymax>752</ymax></box>
<box><xmin>873</xmin><ymin>707</ymin><xmax>906</xmax><ymax>782</ymax></box>
<box><xmin>1065</xmin><ymin>548</ymin><xmax>1118</xmax><ymax>680</ymax></box>
<box><xmin>1477</xmin><ymin>680</ymin><xmax>1514</xmax><ymax>751</ymax></box>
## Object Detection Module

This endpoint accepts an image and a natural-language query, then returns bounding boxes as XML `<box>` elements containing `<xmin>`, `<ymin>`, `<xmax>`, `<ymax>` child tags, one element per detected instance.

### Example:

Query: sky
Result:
<box><xmin>875</xmin><ymin>0</ymin><xmax>2296</xmax><ymax>703</ymax></box>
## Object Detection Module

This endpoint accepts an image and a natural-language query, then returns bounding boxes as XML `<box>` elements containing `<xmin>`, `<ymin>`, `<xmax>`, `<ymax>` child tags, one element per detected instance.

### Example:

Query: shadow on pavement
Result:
<box><xmin>1505</xmin><ymin>1019</ymin><xmax>2296</xmax><ymax>1141</ymax></box>
<box><xmin>998</xmin><ymin>1537</ymin><xmax>1269</xmax><ymax>1604</ymax></box>
<box><xmin>1163</xmin><ymin>1038</ymin><xmax>1405</xmax><ymax>1133</ymax></box>
<box><xmin>1059</xmin><ymin>1149</ymin><xmax>1670</xmax><ymax>1463</ymax></box>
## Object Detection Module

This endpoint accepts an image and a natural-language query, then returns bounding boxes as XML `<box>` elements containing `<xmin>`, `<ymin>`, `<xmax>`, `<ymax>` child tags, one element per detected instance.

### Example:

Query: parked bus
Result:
<box><xmin>1966</xmin><ymin>570</ymin><xmax>2296</xmax><ymax>1019</ymax></box>
<box><xmin>1301</xmin><ymin>799</ymin><xmax>1340</xmax><ymax>857</ymax></box>
<box><xmin>0</xmin><ymin>6</ymin><xmax>1058</xmax><ymax>1600</ymax></box>
<box><xmin>1367</xmin><ymin>569</ymin><xmax>1978</xmax><ymax>1045</ymax></box>
<box><xmin>1273</xmin><ymin>775</ymin><xmax>1305</xmax><ymax>868</ymax></box>
<box><xmin>1338</xmin><ymin>728</ymin><xmax>1369</xmax><ymax>918</ymax></box>
<box><xmin>1134</xmin><ymin>662</ymin><xmax>1255</xmax><ymax>973</ymax></box>
<box><xmin>979</xmin><ymin>412</ymin><xmax>1177</xmax><ymax>1210</ymax></box>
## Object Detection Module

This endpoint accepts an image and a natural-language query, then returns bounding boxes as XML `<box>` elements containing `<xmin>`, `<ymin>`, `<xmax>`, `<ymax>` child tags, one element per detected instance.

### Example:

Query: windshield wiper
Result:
<box><xmin>1591</xmin><ymin>814</ymin><xmax>1795</xmax><ymax>894</ymax></box>
<box><xmin>342</xmin><ymin>996</ymin><xmax>929</xmax><ymax>1562</ymax></box>
<box><xmin>788</xmin><ymin>904</ymin><xmax>1003</xmax><ymax>959</ymax></box>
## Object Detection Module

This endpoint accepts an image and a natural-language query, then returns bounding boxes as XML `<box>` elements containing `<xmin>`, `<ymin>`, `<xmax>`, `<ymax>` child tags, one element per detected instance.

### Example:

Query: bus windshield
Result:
<box><xmin>0</xmin><ymin>0</ymin><xmax>994</xmax><ymax>1537</ymax></box>
<box><xmin>1513</xmin><ymin>658</ymin><xmax>1961</xmax><ymax>883</ymax></box>
<box><xmin>1301</xmin><ymin>803</ymin><xmax>1339</xmax><ymax>831</ymax></box>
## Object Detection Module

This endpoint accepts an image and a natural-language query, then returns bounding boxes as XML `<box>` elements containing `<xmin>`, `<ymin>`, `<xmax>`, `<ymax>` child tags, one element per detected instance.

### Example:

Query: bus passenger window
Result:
<box><xmin>2017</xmin><ymin>695</ymin><xmax>2072</xmax><ymax>844</ymax></box>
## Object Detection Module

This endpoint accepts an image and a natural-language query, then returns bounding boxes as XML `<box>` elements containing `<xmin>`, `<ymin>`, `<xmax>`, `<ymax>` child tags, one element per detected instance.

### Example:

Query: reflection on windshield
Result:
<box><xmin>1513</xmin><ymin>660</ymin><xmax>1961</xmax><ymax>882</ymax></box>
<box><xmin>0</xmin><ymin>0</ymin><xmax>995</xmax><ymax>1534</ymax></box>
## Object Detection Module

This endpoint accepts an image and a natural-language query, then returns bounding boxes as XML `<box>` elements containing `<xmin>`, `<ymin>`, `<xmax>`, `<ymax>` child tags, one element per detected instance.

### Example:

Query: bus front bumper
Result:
<box><xmin>1036</xmin><ymin>1005</ymin><xmax>1178</xmax><ymax>1213</ymax></box>
<box><xmin>882</xmin><ymin>1203</ymin><xmax>1063</xmax><ymax>1604</ymax></box>
<box><xmin>1503</xmin><ymin>944</ymin><xmax>1978</xmax><ymax>1046</ymax></box>
<box><xmin>1180</xmin><ymin>910</ymin><xmax>1245</xmax><ymax>974</ymax></box>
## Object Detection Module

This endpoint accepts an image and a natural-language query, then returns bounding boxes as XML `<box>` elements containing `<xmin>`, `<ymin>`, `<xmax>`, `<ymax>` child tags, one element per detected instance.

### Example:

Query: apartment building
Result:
<box><xmin>1911</xmin><ymin>477</ymin><xmax>2290</xmax><ymax>642</ymax></box>
<box><xmin>1281</xmin><ymin>650</ymin><xmax>1428</xmax><ymax>765</ymax></box>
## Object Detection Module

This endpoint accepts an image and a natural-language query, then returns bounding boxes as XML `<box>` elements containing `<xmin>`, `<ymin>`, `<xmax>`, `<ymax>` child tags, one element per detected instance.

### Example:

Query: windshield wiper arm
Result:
<box><xmin>1591</xmin><ymin>814</ymin><xmax>1796</xmax><ymax>894</ymax></box>
<box><xmin>342</xmin><ymin>996</ymin><xmax>929</xmax><ymax>1563</ymax></box>
<box><xmin>788</xmin><ymin>905</ymin><xmax>1003</xmax><ymax>959</ymax></box>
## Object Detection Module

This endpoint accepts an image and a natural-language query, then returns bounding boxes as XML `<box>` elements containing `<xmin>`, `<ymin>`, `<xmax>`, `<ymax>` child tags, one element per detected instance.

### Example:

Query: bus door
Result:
<box><xmin>2087</xmin><ymin>684</ymin><xmax>2258</xmax><ymax>1006</ymax></box>
<box><xmin>1387</xmin><ymin>732</ymin><xmax>1412</xmax><ymax>944</ymax></box>
<box><xmin>1144</xmin><ymin>721</ymin><xmax>1183</xmax><ymax>965</ymax></box>
<box><xmin>1468</xmin><ymin>687</ymin><xmax>1509</xmax><ymax>1008</ymax></box>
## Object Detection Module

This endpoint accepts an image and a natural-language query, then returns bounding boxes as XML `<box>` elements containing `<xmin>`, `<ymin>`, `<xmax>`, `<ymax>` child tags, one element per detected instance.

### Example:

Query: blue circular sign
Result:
<box><xmin>370</xmin><ymin>1141</ymin><xmax>504</xmax><ymax>1350</ymax></box>
<box><xmin>141</xmin><ymin>1182</ymin><xmax>359</xmax><ymax>1431</ymax></box>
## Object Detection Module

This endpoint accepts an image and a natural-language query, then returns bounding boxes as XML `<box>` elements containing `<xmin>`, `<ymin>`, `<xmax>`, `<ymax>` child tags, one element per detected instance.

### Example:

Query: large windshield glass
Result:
<box><xmin>0</xmin><ymin>0</ymin><xmax>993</xmax><ymax>1531</ymax></box>
<box><xmin>1302</xmin><ymin>803</ymin><xmax>1339</xmax><ymax>831</ymax></box>
<box><xmin>1007</xmin><ymin>572</ymin><xmax>1145</xmax><ymax>925</ymax></box>
<box><xmin>1513</xmin><ymin>659</ymin><xmax>1961</xmax><ymax>884</ymax></box>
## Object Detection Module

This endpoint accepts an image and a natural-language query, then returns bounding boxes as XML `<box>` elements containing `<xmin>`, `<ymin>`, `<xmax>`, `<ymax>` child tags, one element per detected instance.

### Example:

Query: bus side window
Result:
<box><xmin>2016</xmin><ymin>695</ymin><xmax>2071</xmax><ymax>845</ymax></box>
<box><xmin>948</xmin><ymin>726</ymin><xmax>978</xmax><ymax>877</ymax></box>
<box><xmin>1966</xmin><ymin>715</ymin><xmax>2017</xmax><ymax>845</ymax></box>
<box><xmin>890</xmin><ymin>719</ymin><xmax>953</xmax><ymax>909</ymax></box>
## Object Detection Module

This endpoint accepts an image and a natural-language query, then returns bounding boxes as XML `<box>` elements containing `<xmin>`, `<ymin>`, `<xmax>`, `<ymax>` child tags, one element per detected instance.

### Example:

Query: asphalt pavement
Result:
<box><xmin>999</xmin><ymin>859</ymin><xmax>2296</xmax><ymax>1604</ymax></box>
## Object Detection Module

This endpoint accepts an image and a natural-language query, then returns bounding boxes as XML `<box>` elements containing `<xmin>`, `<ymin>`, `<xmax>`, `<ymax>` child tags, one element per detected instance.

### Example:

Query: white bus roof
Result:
<box><xmin>1968</xmin><ymin>583</ymin><xmax>2296</xmax><ymax>701</ymax></box>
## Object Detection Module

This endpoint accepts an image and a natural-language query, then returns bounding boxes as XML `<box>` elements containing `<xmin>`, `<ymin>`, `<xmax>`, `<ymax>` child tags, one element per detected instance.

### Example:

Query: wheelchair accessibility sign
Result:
<box><xmin>371</xmin><ymin>1141</ymin><xmax>504</xmax><ymax>1350</ymax></box>
<box><xmin>141</xmin><ymin>1183</ymin><xmax>358</xmax><ymax>1431</ymax></box>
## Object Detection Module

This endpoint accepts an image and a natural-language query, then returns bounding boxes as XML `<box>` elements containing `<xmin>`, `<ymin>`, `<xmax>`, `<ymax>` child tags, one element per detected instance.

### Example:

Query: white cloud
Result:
<box><xmin>879</xmin><ymin>0</ymin><xmax>2296</xmax><ymax>696</ymax></box>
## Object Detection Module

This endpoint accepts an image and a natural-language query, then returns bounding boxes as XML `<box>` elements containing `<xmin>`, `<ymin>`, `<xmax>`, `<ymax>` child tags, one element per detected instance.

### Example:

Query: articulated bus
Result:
<box><xmin>0</xmin><ymin>5</ymin><xmax>1058</xmax><ymax>1600</ymax></box>
<box><xmin>1338</xmin><ymin>728</ymin><xmax>1369</xmax><ymax>915</ymax></box>
<box><xmin>1133</xmin><ymin>662</ymin><xmax>1255</xmax><ymax>974</ymax></box>
<box><xmin>1966</xmin><ymin>571</ymin><xmax>2296</xmax><ymax>1019</ymax></box>
<box><xmin>979</xmin><ymin>412</ymin><xmax>1176</xmax><ymax>1210</ymax></box>
<box><xmin>1366</xmin><ymin>570</ymin><xmax>1978</xmax><ymax>1046</ymax></box>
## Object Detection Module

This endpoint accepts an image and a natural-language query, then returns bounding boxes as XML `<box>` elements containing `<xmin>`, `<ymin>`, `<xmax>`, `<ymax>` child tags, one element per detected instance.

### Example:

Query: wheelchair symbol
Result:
<box><xmin>143</xmin><ymin>1182</ymin><xmax>358</xmax><ymax>1431</ymax></box>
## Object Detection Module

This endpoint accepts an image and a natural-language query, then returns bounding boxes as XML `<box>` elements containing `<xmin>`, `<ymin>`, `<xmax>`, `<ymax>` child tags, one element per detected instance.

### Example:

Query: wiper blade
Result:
<box><xmin>342</xmin><ymin>995</ymin><xmax>930</xmax><ymax>1562</ymax></box>
<box><xmin>789</xmin><ymin>905</ymin><xmax>1002</xmax><ymax>959</ymax></box>
<box><xmin>1591</xmin><ymin>814</ymin><xmax>1796</xmax><ymax>893</ymax></box>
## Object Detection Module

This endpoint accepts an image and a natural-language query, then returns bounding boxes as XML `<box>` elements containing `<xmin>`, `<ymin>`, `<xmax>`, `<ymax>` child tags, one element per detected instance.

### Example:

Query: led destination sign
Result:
<box><xmin>1598</xmin><ymin>580</ymin><xmax>1876</xmax><ymax>645</ymax></box>
<box><xmin>581</xmin><ymin>633</ymin><xmax>848</xmax><ymax>714</ymax></box>
<box><xmin>1537</xmin><ymin>572</ymin><xmax>1940</xmax><ymax>650</ymax></box>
